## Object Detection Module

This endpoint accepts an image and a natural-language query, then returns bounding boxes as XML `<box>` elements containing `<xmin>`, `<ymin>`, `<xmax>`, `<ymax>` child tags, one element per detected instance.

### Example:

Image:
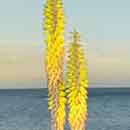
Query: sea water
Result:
<box><xmin>0</xmin><ymin>87</ymin><xmax>130</xmax><ymax>130</ymax></box>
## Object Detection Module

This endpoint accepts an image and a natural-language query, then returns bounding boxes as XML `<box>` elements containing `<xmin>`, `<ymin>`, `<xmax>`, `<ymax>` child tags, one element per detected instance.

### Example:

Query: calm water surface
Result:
<box><xmin>0</xmin><ymin>88</ymin><xmax>130</xmax><ymax>130</ymax></box>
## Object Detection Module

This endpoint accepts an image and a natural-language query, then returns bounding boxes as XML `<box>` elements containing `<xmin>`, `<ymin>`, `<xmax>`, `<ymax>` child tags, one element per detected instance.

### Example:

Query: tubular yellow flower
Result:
<box><xmin>66</xmin><ymin>30</ymin><xmax>88</xmax><ymax>130</ymax></box>
<box><xmin>43</xmin><ymin>0</ymin><xmax>66</xmax><ymax>130</ymax></box>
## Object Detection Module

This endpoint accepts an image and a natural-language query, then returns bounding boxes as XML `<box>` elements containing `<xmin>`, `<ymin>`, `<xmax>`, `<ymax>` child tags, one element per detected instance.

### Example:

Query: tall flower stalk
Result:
<box><xmin>66</xmin><ymin>30</ymin><xmax>88</xmax><ymax>130</ymax></box>
<box><xmin>43</xmin><ymin>0</ymin><xmax>66</xmax><ymax>130</ymax></box>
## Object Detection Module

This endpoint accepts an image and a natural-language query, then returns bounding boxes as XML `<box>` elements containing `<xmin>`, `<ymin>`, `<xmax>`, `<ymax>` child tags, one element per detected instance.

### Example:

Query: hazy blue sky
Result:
<box><xmin>0</xmin><ymin>0</ymin><xmax>130</xmax><ymax>88</ymax></box>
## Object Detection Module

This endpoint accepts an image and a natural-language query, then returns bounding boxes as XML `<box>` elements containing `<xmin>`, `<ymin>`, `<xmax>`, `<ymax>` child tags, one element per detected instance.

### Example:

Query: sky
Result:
<box><xmin>0</xmin><ymin>0</ymin><xmax>130</xmax><ymax>88</ymax></box>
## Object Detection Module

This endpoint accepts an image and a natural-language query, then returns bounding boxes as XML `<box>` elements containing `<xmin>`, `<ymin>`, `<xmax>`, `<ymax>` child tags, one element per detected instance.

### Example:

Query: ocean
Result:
<box><xmin>0</xmin><ymin>87</ymin><xmax>130</xmax><ymax>130</ymax></box>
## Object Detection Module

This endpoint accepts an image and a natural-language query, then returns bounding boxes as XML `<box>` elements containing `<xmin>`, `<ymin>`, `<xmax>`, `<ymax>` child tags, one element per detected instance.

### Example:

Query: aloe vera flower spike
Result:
<box><xmin>66</xmin><ymin>30</ymin><xmax>88</xmax><ymax>130</ymax></box>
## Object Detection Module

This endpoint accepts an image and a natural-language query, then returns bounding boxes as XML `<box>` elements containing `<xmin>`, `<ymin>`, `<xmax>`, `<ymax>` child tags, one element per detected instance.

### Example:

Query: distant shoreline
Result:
<box><xmin>0</xmin><ymin>88</ymin><xmax>130</xmax><ymax>96</ymax></box>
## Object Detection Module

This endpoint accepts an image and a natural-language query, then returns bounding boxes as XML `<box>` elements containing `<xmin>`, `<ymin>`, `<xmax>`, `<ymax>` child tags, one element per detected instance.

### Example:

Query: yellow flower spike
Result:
<box><xmin>66</xmin><ymin>30</ymin><xmax>88</xmax><ymax>130</ymax></box>
<box><xmin>43</xmin><ymin>0</ymin><xmax>66</xmax><ymax>130</ymax></box>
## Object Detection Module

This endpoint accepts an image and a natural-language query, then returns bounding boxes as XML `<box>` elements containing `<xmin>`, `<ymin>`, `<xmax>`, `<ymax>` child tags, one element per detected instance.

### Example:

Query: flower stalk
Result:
<box><xmin>43</xmin><ymin>0</ymin><xmax>66</xmax><ymax>130</ymax></box>
<box><xmin>66</xmin><ymin>30</ymin><xmax>88</xmax><ymax>130</ymax></box>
